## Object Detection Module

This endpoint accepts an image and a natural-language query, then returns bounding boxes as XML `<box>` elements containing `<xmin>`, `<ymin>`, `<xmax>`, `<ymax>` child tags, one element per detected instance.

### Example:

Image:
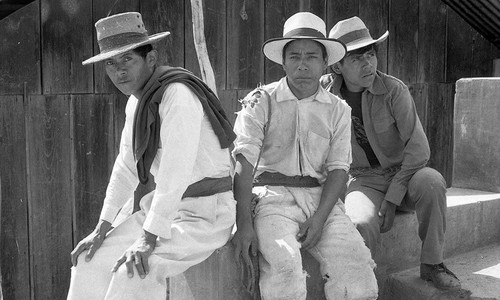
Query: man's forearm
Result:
<box><xmin>315</xmin><ymin>169</ymin><xmax>348</xmax><ymax>221</ymax></box>
<box><xmin>233</xmin><ymin>154</ymin><xmax>255</xmax><ymax>227</ymax></box>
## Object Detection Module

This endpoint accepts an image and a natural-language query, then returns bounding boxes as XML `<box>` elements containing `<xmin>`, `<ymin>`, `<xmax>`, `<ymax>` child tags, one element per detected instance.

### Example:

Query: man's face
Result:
<box><xmin>104</xmin><ymin>50</ymin><xmax>156</xmax><ymax>96</ymax></box>
<box><xmin>282</xmin><ymin>39</ymin><xmax>327</xmax><ymax>99</ymax></box>
<box><xmin>335</xmin><ymin>48</ymin><xmax>378</xmax><ymax>92</ymax></box>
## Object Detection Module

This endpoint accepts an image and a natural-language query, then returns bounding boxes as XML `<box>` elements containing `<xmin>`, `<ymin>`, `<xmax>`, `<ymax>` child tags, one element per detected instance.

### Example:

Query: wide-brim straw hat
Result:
<box><xmin>262</xmin><ymin>12</ymin><xmax>346</xmax><ymax>66</ymax></box>
<box><xmin>329</xmin><ymin>16</ymin><xmax>388</xmax><ymax>52</ymax></box>
<box><xmin>82</xmin><ymin>12</ymin><xmax>170</xmax><ymax>65</ymax></box>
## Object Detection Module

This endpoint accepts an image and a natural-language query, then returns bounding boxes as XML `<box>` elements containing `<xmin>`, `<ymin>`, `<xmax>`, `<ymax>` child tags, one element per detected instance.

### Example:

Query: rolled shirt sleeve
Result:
<box><xmin>232</xmin><ymin>90</ymin><xmax>269</xmax><ymax>168</ymax></box>
<box><xmin>325</xmin><ymin>103</ymin><xmax>352</xmax><ymax>174</ymax></box>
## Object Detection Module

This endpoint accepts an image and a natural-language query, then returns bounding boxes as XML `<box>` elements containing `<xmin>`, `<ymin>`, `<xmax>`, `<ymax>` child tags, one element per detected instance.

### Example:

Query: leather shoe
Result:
<box><xmin>420</xmin><ymin>263</ymin><xmax>461</xmax><ymax>290</ymax></box>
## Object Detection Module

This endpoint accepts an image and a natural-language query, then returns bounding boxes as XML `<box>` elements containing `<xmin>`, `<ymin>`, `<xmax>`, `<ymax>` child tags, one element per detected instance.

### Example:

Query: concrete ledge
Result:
<box><xmin>169</xmin><ymin>188</ymin><xmax>500</xmax><ymax>299</ymax></box>
<box><xmin>382</xmin><ymin>243</ymin><xmax>500</xmax><ymax>299</ymax></box>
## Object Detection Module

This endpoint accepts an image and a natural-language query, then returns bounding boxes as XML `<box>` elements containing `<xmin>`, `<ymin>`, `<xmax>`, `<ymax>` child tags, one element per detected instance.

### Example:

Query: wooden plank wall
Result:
<box><xmin>0</xmin><ymin>0</ymin><xmax>499</xmax><ymax>299</ymax></box>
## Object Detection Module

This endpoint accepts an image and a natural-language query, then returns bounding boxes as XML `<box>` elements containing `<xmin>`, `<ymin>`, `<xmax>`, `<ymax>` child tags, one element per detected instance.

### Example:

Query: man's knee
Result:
<box><xmin>410</xmin><ymin>168</ymin><xmax>446</xmax><ymax>192</ymax></box>
<box><xmin>408</xmin><ymin>168</ymin><xmax>447</xmax><ymax>207</ymax></box>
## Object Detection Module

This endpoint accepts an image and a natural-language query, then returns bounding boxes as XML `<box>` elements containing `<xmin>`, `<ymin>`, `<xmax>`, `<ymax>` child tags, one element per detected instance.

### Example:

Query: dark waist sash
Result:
<box><xmin>182</xmin><ymin>176</ymin><xmax>232</xmax><ymax>198</ymax></box>
<box><xmin>253</xmin><ymin>172</ymin><xmax>320</xmax><ymax>188</ymax></box>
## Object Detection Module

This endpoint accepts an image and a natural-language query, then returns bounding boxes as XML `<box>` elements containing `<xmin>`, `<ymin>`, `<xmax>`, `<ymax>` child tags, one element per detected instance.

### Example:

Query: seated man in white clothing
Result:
<box><xmin>231</xmin><ymin>12</ymin><xmax>378</xmax><ymax>300</ymax></box>
<box><xmin>67</xmin><ymin>12</ymin><xmax>236</xmax><ymax>300</ymax></box>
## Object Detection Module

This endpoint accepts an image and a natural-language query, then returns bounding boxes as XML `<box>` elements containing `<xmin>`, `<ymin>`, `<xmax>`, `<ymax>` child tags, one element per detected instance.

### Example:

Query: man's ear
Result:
<box><xmin>146</xmin><ymin>50</ymin><xmax>158</xmax><ymax>68</ymax></box>
<box><xmin>332</xmin><ymin>62</ymin><xmax>342</xmax><ymax>75</ymax></box>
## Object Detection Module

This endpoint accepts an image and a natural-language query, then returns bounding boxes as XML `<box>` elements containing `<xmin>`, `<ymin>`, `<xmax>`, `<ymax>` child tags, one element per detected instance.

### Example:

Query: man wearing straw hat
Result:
<box><xmin>232</xmin><ymin>12</ymin><xmax>378</xmax><ymax>299</ymax></box>
<box><xmin>322</xmin><ymin>16</ymin><xmax>461</xmax><ymax>291</ymax></box>
<box><xmin>67</xmin><ymin>12</ymin><xmax>237</xmax><ymax>299</ymax></box>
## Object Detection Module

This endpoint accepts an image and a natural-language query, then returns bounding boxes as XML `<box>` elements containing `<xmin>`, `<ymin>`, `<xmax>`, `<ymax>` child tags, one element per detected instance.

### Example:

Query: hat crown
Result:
<box><xmin>328</xmin><ymin>16</ymin><xmax>369</xmax><ymax>40</ymax></box>
<box><xmin>95</xmin><ymin>12</ymin><xmax>147</xmax><ymax>41</ymax></box>
<box><xmin>282</xmin><ymin>12</ymin><xmax>327</xmax><ymax>38</ymax></box>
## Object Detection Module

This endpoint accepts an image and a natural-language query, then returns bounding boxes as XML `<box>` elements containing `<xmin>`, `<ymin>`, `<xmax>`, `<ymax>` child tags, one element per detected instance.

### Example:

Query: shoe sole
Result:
<box><xmin>420</xmin><ymin>274</ymin><xmax>461</xmax><ymax>291</ymax></box>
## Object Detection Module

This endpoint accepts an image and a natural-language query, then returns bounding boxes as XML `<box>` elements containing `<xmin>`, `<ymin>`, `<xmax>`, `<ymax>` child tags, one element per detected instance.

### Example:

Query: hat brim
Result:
<box><xmin>82</xmin><ymin>32</ymin><xmax>170</xmax><ymax>65</ymax></box>
<box><xmin>345</xmin><ymin>31</ymin><xmax>388</xmax><ymax>52</ymax></box>
<box><xmin>262</xmin><ymin>37</ymin><xmax>347</xmax><ymax>66</ymax></box>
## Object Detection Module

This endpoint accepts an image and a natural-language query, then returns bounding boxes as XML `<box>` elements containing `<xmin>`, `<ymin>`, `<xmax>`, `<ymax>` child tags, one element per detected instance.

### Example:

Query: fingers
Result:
<box><xmin>85</xmin><ymin>243</ymin><xmax>99</xmax><ymax>262</ymax></box>
<box><xmin>111</xmin><ymin>256</ymin><xmax>126</xmax><ymax>273</ymax></box>
<box><xmin>301</xmin><ymin>230</ymin><xmax>320</xmax><ymax>250</ymax></box>
<box><xmin>70</xmin><ymin>243</ymin><xmax>86</xmax><ymax>267</ymax></box>
<box><xmin>234</xmin><ymin>242</ymin><xmax>242</xmax><ymax>266</ymax></box>
<box><xmin>250</xmin><ymin>239</ymin><xmax>258</xmax><ymax>257</ymax></box>
<box><xmin>134</xmin><ymin>254</ymin><xmax>146</xmax><ymax>279</ymax></box>
<box><xmin>380</xmin><ymin>215</ymin><xmax>394</xmax><ymax>233</ymax></box>
<box><xmin>125</xmin><ymin>253</ymin><xmax>134</xmax><ymax>278</ymax></box>
<box><xmin>296</xmin><ymin>226</ymin><xmax>308</xmax><ymax>242</ymax></box>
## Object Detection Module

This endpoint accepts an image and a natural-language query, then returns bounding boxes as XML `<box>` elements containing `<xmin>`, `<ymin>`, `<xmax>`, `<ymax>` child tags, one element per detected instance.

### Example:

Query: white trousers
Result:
<box><xmin>253</xmin><ymin>186</ymin><xmax>378</xmax><ymax>300</ymax></box>
<box><xmin>67</xmin><ymin>191</ymin><xmax>236</xmax><ymax>300</ymax></box>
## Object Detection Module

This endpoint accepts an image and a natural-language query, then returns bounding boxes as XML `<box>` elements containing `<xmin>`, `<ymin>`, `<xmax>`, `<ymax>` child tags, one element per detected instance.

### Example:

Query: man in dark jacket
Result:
<box><xmin>321</xmin><ymin>16</ymin><xmax>461</xmax><ymax>291</ymax></box>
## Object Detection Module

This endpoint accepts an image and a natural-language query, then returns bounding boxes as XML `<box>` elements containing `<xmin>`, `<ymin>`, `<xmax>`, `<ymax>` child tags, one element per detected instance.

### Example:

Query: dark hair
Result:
<box><xmin>132</xmin><ymin>44</ymin><xmax>154</xmax><ymax>58</ymax></box>
<box><xmin>339</xmin><ymin>44</ymin><xmax>378</xmax><ymax>63</ymax></box>
<box><xmin>282</xmin><ymin>39</ymin><xmax>328</xmax><ymax>63</ymax></box>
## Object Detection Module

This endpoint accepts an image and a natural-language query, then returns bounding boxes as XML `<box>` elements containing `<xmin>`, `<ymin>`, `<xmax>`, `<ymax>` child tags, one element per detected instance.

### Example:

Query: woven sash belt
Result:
<box><xmin>349</xmin><ymin>165</ymin><xmax>401</xmax><ymax>177</ymax></box>
<box><xmin>182</xmin><ymin>176</ymin><xmax>232</xmax><ymax>198</ymax></box>
<box><xmin>253</xmin><ymin>171</ymin><xmax>320</xmax><ymax>188</ymax></box>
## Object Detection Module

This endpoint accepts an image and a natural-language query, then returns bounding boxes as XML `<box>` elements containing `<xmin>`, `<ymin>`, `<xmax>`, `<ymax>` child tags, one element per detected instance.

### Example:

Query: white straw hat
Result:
<box><xmin>82</xmin><ymin>12</ymin><xmax>170</xmax><ymax>65</ymax></box>
<box><xmin>262</xmin><ymin>12</ymin><xmax>346</xmax><ymax>66</ymax></box>
<box><xmin>328</xmin><ymin>16</ymin><xmax>388</xmax><ymax>52</ymax></box>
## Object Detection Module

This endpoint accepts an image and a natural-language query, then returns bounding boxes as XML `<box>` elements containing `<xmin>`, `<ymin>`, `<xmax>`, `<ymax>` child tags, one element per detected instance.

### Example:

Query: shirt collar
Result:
<box><xmin>330</xmin><ymin>71</ymin><xmax>388</xmax><ymax>96</ymax></box>
<box><xmin>275</xmin><ymin>77</ymin><xmax>332</xmax><ymax>104</ymax></box>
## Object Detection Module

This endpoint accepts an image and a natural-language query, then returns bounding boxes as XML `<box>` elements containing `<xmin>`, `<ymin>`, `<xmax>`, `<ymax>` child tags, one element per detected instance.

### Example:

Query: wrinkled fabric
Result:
<box><xmin>100</xmin><ymin>83</ymin><xmax>231</xmax><ymax>239</ymax></box>
<box><xmin>322</xmin><ymin>71</ymin><xmax>429</xmax><ymax>205</ymax></box>
<box><xmin>233</xmin><ymin>77</ymin><xmax>352</xmax><ymax>184</ymax></box>
<box><xmin>67</xmin><ymin>191</ymin><xmax>236</xmax><ymax>300</ymax></box>
<box><xmin>254</xmin><ymin>186</ymin><xmax>378</xmax><ymax>300</ymax></box>
<box><xmin>345</xmin><ymin>167</ymin><xmax>447</xmax><ymax>264</ymax></box>
<box><xmin>133</xmin><ymin>66</ymin><xmax>236</xmax><ymax>183</ymax></box>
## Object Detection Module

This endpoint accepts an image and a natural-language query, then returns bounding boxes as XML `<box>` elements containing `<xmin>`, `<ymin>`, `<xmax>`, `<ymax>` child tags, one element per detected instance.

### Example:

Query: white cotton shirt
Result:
<box><xmin>232</xmin><ymin>77</ymin><xmax>352</xmax><ymax>184</ymax></box>
<box><xmin>99</xmin><ymin>82</ymin><xmax>231</xmax><ymax>239</ymax></box>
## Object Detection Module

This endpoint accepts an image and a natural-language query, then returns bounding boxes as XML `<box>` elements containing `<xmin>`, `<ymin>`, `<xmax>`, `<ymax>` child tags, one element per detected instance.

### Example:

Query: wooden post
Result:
<box><xmin>0</xmin><ymin>178</ymin><xmax>3</xmax><ymax>300</ymax></box>
<box><xmin>190</xmin><ymin>0</ymin><xmax>218</xmax><ymax>96</ymax></box>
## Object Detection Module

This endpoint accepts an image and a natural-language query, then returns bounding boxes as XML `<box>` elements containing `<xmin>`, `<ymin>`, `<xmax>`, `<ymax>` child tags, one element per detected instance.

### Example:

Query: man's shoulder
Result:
<box><xmin>326</xmin><ymin>91</ymin><xmax>351</xmax><ymax>111</ymax></box>
<box><xmin>376</xmin><ymin>71</ymin><xmax>408</xmax><ymax>91</ymax></box>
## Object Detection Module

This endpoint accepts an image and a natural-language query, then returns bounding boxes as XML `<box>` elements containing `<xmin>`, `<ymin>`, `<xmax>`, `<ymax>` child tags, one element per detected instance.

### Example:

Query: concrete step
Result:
<box><xmin>168</xmin><ymin>187</ymin><xmax>500</xmax><ymax>300</ymax></box>
<box><xmin>381</xmin><ymin>242</ymin><xmax>500</xmax><ymax>300</ymax></box>
<box><xmin>376</xmin><ymin>188</ymin><xmax>500</xmax><ymax>278</ymax></box>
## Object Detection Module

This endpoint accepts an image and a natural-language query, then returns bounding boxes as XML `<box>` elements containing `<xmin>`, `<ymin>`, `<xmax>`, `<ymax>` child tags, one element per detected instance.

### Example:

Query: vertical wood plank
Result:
<box><xmin>417</xmin><ymin>0</ymin><xmax>447</xmax><ymax>83</ymax></box>
<box><xmin>114</xmin><ymin>94</ymin><xmax>128</xmax><ymax>156</ymax></box>
<box><xmin>388</xmin><ymin>0</ymin><xmax>418</xmax><ymax>84</ymax></box>
<box><xmin>27</xmin><ymin>95</ymin><xmax>72</xmax><ymax>299</ymax></box>
<box><xmin>93</xmin><ymin>0</ymin><xmax>140</xmax><ymax>94</ymax></box>
<box><xmin>309</xmin><ymin>0</ymin><xmax>327</xmax><ymax>19</ymax></box>
<box><xmin>141</xmin><ymin>0</ymin><xmax>185</xmax><ymax>68</ymax></box>
<box><xmin>264</xmin><ymin>1</ymin><xmax>300</xmax><ymax>83</ymax></box>
<box><xmin>72</xmin><ymin>94</ymin><xmax>116</xmax><ymax>243</ymax></box>
<box><xmin>427</xmin><ymin>83</ymin><xmax>454</xmax><ymax>186</ymax></box>
<box><xmin>0</xmin><ymin>96</ymin><xmax>30</xmax><ymax>300</ymax></box>
<box><xmin>408</xmin><ymin>83</ymin><xmax>428</xmax><ymax>132</ymax></box>
<box><xmin>41</xmin><ymin>0</ymin><xmax>93</xmax><ymax>94</ymax></box>
<box><xmin>325</xmin><ymin>0</ymin><xmax>359</xmax><ymax>32</ymax></box>
<box><xmin>218</xmin><ymin>89</ymin><xmax>239</xmax><ymax>126</ymax></box>
<box><xmin>359</xmin><ymin>0</ymin><xmax>389</xmax><ymax>73</ymax></box>
<box><xmin>471</xmin><ymin>32</ymin><xmax>495</xmax><ymax>77</ymax></box>
<box><xmin>0</xmin><ymin>2</ymin><xmax>41</xmax><ymax>95</ymax></box>
<box><xmin>445</xmin><ymin>8</ymin><xmax>473</xmax><ymax>83</ymax></box>
<box><xmin>227</xmin><ymin>0</ymin><xmax>264</xmax><ymax>89</ymax></box>
<box><xmin>185</xmin><ymin>0</ymin><xmax>227</xmax><ymax>92</ymax></box>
